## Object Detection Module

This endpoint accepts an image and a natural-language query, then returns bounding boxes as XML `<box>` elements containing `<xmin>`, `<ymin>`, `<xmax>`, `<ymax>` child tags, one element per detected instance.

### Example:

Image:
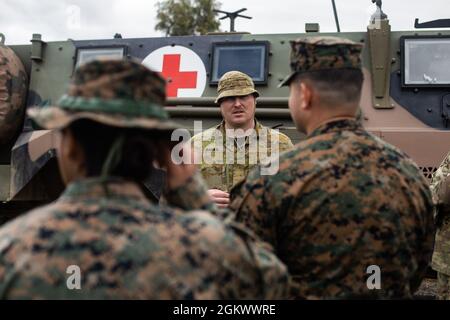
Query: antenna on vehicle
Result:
<box><xmin>331</xmin><ymin>0</ymin><xmax>341</xmax><ymax>32</ymax></box>
<box><xmin>370</xmin><ymin>0</ymin><xmax>388</xmax><ymax>24</ymax></box>
<box><xmin>214</xmin><ymin>8</ymin><xmax>252</xmax><ymax>32</ymax></box>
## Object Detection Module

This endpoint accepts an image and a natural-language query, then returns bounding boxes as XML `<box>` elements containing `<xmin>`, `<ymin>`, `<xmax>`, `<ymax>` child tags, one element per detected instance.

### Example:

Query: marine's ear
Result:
<box><xmin>299</xmin><ymin>81</ymin><xmax>314</xmax><ymax>111</ymax></box>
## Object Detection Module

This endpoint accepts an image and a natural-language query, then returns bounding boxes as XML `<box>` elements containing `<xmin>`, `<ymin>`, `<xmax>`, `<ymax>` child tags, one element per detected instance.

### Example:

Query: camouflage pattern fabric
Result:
<box><xmin>4</xmin><ymin>59</ymin><xmax>290</xmax><ymax>299</ymax></box>
<box><xmin>0</xmin><ymin>177</ymin><xmax>290</xmax><ymax>299</ymax></box>
<box><xmin>429</xmin><ymin>151</ymin><xmax>450</xmax><ymax>299</ymax></box>
<box><xmin>68</xmin><ymin>59</ymin><xmax>165</xmax><ymax>104</ymax></box>
<box><xmin>230</xmin><ymin>118</ymin><xmax>435</xmax><ymax>299</ymax></box>
<box><xmin>0</xmin><ymin>45</ymin><xmax>28</xmax><ymax>144</ymax></box>
<box><xmin>279</xmin><ymin>36</ymin><xmax>363</xmax><ymax>87</ymax></box>
<box><xmin>190</xmin><ymin>121</ymin><xmax>294</xmax><ymax>192</ymax></box>
<box><xmin>437</xmin><ymin>273</ymin><xmax>450</xmax><ymax>300</ymax></box>
<box><xmin>429</xmin><ymin>151</ymin><xmax>450</xmax><ymax>206</ymax></box>
<box><xmin>28</xmin><ymin>59</ymin><xmax>181</xmax><ymax>131</ymax></box>
<box><xmin>215</xmin><ymin>71</ymin><xmax>259</xmax><ymax>104</ymax></box>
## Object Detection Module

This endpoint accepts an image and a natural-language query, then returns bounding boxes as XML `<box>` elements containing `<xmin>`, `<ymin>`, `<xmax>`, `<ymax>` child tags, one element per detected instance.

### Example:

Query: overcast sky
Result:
<box><xmin>1</xmin><ymin>0</ymin><xmax>449</xmax><ymax>45</ymax></box>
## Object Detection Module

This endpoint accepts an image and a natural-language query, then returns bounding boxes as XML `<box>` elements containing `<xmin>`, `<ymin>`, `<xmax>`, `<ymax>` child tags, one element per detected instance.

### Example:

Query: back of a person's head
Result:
<box><xmin>294</xmin><ymin>68</ymin><xmax>364</xmax><ymax>108</ymax></box>
<box><xmin>27</xmin><ymin>59</ymin><xmax>181</xmax><ymax>184</ymax></box>
<box><xmin>68</xmin><ymin>119</ymin><xmax>171</xmax><ymax>182</ymax></box>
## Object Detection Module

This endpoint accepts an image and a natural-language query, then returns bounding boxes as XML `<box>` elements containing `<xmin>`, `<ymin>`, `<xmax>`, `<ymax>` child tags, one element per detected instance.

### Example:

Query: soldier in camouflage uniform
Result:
<box><xmin>229</xmin><ymin>36</ymin><xmax>435</xmax><ymax>299</ymax></box>
<box><xmin>0</xmin><ymin>59</ymin><xmax>290</xmax><ymax>299</ymax></box>
<box><xmin>190</xmin><ymin>71</ymin><xmax>293</xmax><ymax>208</ymax></box>
<box><xmin>429</xmin><ymin>151</ymin><xmax>450</xmax><ymax>299</ymax></box>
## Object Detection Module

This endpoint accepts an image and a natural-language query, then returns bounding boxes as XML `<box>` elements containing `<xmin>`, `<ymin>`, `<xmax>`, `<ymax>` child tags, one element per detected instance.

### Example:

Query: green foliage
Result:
<box><xmin>155</xmin><ymin>0</ymin><xmax>221</xmax><ymax>36</ymax></box>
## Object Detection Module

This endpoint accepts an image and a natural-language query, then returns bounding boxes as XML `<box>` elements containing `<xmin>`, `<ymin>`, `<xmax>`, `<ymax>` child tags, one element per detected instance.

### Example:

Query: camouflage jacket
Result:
<box><xmin>229</xmin><ymin>118</ymin><xmax>435</xmax><ymax>299</ymax></box>
<box><xmin>190</xmin><ymin>120</ymin><xmax>294</xmax><ymax>192</ymax></box>
<box><xmin>0</xmin><ymin>177</ymin><xmax>289</xmax><ymax>299</ymax></box>
<box><xmin>430</xmin><ymin>151</ymin><xmax>450</xmax><ymax>276</ymax></box>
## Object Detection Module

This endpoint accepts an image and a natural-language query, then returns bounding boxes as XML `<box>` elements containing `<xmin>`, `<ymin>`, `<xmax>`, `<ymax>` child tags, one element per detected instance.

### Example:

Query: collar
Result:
<box><xmin>218</xmin><ymin>119</ymin><xmax>263</xmax><ymax>136</ymax></box>
<box><xmin>308</xmin><ymin>117</ymin><xmax>362</xmax><ymax>139</ymax></box>
<box><xmin>60</xmin><ymin>177</ymin><xmax>148</xmax><ymax>203</ymax></box>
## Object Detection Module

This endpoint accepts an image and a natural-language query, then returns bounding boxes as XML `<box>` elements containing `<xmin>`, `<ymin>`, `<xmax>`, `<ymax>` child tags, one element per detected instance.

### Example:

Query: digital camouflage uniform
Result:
<box><xmin>429</xmin><ymin>151</ymin><xmax>450</xmax><ymax>300</ymax></box>
<box><xmin>0</xmin><ymin>60</ymin><xmax>290</xmax><ymax>299</ymax></box>
<box><xmin>191</xmin><ymin>71</ymin><xmax>293</xmax><ymax>192</ymax></box>
<box><xmin>230</xmin><ymin>37</ymin><xmax>435</xmax><ymax>299</ymax></box>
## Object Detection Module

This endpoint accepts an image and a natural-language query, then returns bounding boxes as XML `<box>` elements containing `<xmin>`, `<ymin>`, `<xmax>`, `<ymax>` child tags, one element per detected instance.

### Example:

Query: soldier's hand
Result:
<box><xmin>207</xmin><ymin>189</ymin><xmax>230</xmax><ymax>208</ymax></box>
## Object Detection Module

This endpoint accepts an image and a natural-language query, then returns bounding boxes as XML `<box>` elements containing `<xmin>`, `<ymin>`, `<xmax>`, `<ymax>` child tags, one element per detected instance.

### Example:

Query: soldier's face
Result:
<box><xmin>219</xmin><ymin>94</ymin><xmax>256</xmax><ymax>129</ymax></box>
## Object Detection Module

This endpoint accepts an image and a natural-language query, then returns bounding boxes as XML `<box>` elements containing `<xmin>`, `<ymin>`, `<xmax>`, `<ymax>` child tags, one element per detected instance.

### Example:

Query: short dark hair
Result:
<box><xmin>294</xmin><ymin>68</ymin><xmax>364</xmax><ymax>106</ymax></box>
<box><xmin>68</xmin><ymin>119</ymin><xmax>172</xmax><ymax>181</ymax></box>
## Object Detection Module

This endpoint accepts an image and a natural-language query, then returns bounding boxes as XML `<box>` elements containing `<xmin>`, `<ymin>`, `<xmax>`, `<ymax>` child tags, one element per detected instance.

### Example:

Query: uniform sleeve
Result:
<box><xmin>430</xmin><ymin>151</ymin><xmax>450</xmax><ymax>204</ymax></box>
<box><xmin>278</xmin><ymin>132</ymin><xmax>294</xmax><ymax>153</ymax></box>
<box><xmin>226</xmin><ymin>221</ymin><xmax>290</xmax><ymax>299</ymax></box>
<box><xmin>164</xmin><ymin>172</ymin><xmax>233</xmax><ymax>221</ymax></box>
<box><xmin>430</xmin><ymin>152</ymin><xmax>450</xmax><ymax>222</ymax></box>
<box><xmin>166</xmin><ymin>174</ymin><xmax>291</xmax><ymax>299</ymax></box>
<box><xmin>229</xmin><ymin>164</ymin><xmax>282</xmax><ymax>249</ymax></box>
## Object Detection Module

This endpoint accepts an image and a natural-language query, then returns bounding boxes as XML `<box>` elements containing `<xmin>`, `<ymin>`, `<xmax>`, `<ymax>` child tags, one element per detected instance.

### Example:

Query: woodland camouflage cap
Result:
<box><xmin>28</xmin><ymin>59</ymin><xmax>181</xmax><ymax>130</ymax></box>
<box><xmin>216</xmin><ymin>71</ymin><xmax>259</xmax><ymax>104</ymax></box>
<box><xmin>279</xmin><ymin>36</ymin><xmax>364</xmax><ymax>87</ymax></box>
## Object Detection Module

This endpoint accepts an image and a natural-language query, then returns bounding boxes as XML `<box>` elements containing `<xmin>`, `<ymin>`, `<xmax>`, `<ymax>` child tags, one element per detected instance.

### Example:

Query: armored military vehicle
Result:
<box><xmin>1</xmin><ymin>0</ymin><xmax>450</xmax><ymax>224</ymax></box>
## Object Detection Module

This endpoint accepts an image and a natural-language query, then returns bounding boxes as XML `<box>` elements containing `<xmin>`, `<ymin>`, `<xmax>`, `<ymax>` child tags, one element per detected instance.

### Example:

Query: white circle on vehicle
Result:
<box><xmin>142</xmin><ymin>45</ymin><xmax>207</xmax><ymax>98</ymax></box>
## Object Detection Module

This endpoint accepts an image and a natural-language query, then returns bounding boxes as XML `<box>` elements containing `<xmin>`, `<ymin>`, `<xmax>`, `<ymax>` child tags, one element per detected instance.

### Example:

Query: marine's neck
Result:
<box><xmin>306</xmin><ymin>115</ymin><xmax>357</xmax><ymax>136</ymax></box>
<box><xmin>305</xmin><ymin>108</ymin><xmax>357</xmax><ymax>136</ymax></box>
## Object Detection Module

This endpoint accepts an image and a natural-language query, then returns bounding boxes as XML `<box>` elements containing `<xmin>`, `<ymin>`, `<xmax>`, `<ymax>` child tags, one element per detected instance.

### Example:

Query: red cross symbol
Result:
<box><xmin>160</xmin><ymin>54</ymin><xmax>198</xmax><ymax>97</ymax></box>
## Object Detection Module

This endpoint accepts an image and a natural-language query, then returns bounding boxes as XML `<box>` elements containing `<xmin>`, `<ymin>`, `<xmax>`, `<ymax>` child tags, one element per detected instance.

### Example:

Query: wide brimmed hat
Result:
<box><xmin>215</xmin><ymin>71</ymin><xmax>259</xmax><ymax>104</ymax></box>
<box><xmin>28</xmin><ymin>59</ymin><xmax>181</xmax><ymax>131</ymax></box>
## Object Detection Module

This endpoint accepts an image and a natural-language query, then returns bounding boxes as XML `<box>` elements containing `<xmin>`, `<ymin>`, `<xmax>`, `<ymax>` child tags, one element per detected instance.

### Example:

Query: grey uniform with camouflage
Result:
<box><xmin>229</xmin><ymin>37</ymin><xmax>435</xmax><ymax>299</ymax></box>
<box><xmin>0</xmin><ymin>60</ymin><xmax>289</xmax><ymax>299</ymax></box>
